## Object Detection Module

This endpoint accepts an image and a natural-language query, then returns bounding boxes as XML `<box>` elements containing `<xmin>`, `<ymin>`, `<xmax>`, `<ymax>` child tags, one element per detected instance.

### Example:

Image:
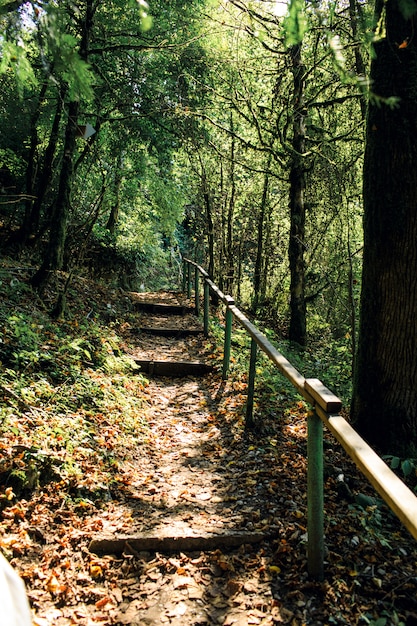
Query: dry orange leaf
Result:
<box><xmin>95</xmin><ymin>596</ymin><xmax>112</xmax><ymax>608</ymax></box>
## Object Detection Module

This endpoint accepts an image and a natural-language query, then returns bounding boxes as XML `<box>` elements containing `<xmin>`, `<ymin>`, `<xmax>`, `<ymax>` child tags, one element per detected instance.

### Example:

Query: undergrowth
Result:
<box><xmin>0</xmin><ymin>265</ymin><xmax>150</xmax><ymax>502</ymax></box>
<box><xmin>1</xmin><ymin>262</ymin><xmax>417</xmax><ymax>626</ymax></box>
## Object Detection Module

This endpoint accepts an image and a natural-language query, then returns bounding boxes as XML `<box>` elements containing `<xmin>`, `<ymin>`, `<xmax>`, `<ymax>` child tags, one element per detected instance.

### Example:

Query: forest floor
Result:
<box><xmin>1</xmin><ymin>258</ymin><xmax>417</xmax><ymax>626</ymax></box>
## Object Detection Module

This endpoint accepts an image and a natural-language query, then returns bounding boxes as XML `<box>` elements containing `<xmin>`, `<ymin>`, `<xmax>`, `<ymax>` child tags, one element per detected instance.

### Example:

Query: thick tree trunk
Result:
<box><xmin>22</xmin><ymin>80</ymin><xmax>49</xmax><ymax>237</ymax></box>
<box><xmin>26</xmin><ymin>85</ymin><xmax>66</xmax><ymax>239</ymax></box>
<box><xmin>31</xmin><ymin>99</ymin><xmax>80</xmax><ymax>288</ymax></box>
<box><xmin>288</xmin><ymin>43</ymin><xmax>307</xmax><ymax>346</ymax></box>
<box><xmin>352</xmin><ymin>0</ymin><xmax>417</xmax><ymax>455</ymax></box>
<box><xmin>31</xmin><ymin>0</ymin><xmax>95</xmax><ymax>290</ymax></box>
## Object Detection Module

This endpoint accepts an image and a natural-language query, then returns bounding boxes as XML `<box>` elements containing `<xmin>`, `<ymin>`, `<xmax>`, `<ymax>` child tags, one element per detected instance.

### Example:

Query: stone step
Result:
<box><xmin>133</xmin><ymin>302</ymin><xmax>195</xmax><ymax>315</ymax></box>
<box><xmin>134</xmin><ymin>360</ymin><xmax>213</xmax><ymax>377</ymax></box>
<box><xmin>89</xmin><ymin>531</ymin><xmax>266</xmax><ymax>556</ymax></box>
<box><xmin>138</xmin><ymin>327</ymin><xmax>203</xmax><ymax>338</ymax></box>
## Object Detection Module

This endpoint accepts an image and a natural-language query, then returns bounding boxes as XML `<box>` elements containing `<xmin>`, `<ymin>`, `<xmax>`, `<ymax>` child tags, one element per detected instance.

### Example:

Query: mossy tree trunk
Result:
<box><xmin>31</xmin><ymin>0</ymin><xmax>95</xmax><ymax>290</ymax></box>
<box><xmin>352</xmin><ymin>0</ymin><xmax>417</xmax><ymax>455</ymax></box>
<box><xmin>252</xmin><ymin>153</ymin><xmax>272</xmax><ymax>313</ymax></box>
<box><xmin>288</xmin><ymin>42</ymin><xmax>307</xmax><ymax>346</ymax></box>
<box><xmin>31</xmin><ymin>99</ymin><xmax>79</xmax><ymax>289</ymax></box>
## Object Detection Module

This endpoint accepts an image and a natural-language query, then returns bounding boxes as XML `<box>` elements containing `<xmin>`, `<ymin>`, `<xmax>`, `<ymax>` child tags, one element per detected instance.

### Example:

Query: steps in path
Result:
<box><xmin>136</xmin><ymin>327</ymin><xmax>203</xmax><ymax>338</ymax></box>
<box><xmin>127</xmin><ymin>291</ymin><xmax>209</xmax><ymax>377</ymax></box>
<box><xmin>132</xmin><ymin>300</ymin><xmax>195</xmax><ymax>316</ymax></box>
<box><xmin>88</xmin><ymin>291</ymin><xmax>278</xmax><ymax>624</ymax></box>
<box><xmin>134</xmin><ymin>359</ymin><xmax>213</xmax><ymax>377</ymax></box>
<box><xmin>90</xmin><ymin>291</ymin><xmax>269</xmax><ymax>555</ymax></box>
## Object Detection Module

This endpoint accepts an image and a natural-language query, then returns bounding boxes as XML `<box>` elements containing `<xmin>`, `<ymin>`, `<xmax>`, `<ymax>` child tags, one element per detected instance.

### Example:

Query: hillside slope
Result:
<box><xmin>0</xmin><ymin>259</ymin><xmax>416</xmax><ymax>625</ymax></box>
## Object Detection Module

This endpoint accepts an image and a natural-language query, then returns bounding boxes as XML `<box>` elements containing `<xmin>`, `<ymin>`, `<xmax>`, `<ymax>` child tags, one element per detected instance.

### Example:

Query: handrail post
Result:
<box><xmin>246</xmin><ymin>338</ymin><xmax>258</xmax><ymax>428</ymax></box>
<box><xmin>222</xmin><ymin>295</ymin><xmax>234</xmax><ymax>380</ymax></box>
<box><xmin>203</xmin><ymin>280</ymin><xmax>209</xmax><ymax>337</ymax></box>
<box><xmin>307</xmin><ymin>409</ymin><xmax>324</xmax><ymax>580</ymax></box>
<box><xmin>187</xmin><ymin>262</ymin><xmax>192</xmax><ymax>299</ymax></box>
<box><xmin>194</xmin><ymin>266</ymin><xmax>200</xmax><ymax>316</ymax></box>
<box><xmin>182</xmin><ymin>259</ymin><xmax>187</xmax><ymax>293</ymax></box>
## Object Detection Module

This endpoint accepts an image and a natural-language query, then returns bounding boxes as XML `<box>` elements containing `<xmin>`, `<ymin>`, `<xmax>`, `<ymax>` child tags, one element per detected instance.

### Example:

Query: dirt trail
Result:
<box><xmin>3</xmin><ymin>278</ymin><xmax>415</xmax><ymax>625</ymax></box>
<box><xmin>88</xmin><ymin>291</ymin><xmax>288</xmax><ymax>625</ymax></box>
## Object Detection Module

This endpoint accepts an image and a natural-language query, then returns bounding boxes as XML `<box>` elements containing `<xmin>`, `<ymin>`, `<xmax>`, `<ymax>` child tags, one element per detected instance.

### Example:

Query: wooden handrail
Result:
<box><xmin>182</xmin><ymin>256</ymin><xmax>417</xmax><ymax>577</ymax></box>
<box><xmin>317</xmin><ymin>407</ymin><xmax>417</xmax><ymax>541</ymax></box>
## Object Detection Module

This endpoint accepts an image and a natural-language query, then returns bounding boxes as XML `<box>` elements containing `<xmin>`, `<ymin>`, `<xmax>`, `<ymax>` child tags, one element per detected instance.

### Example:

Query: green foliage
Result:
<box><xmin>208</xmin><ymin>312</ymin><xmax>352</xmax><ymax>410</ymax></box>
<box><xmin>348</xmin><ymin>503</ymin><xmax>392</xmax><ymax>549</ymax></box>
<box><xmin>0</xmin><ymin>147</ymin><xmax>26</xmax><ymax>178</ymax></box>
<box><xmin>133</xmin><ymin>0</ymin><xmax>153</xmax><ymax>31</ymax></box>
<box><xmin>361</xmin><ymin>610</ymin><xmax>405</xmax><ymax>626</ymax></box>
<box><xmin>57</xmin><ymin>35</ymin><xmax>95</xmax><ymax>102</ymax></box>
<box><xmin>0</xmin><ymin>0</ymin><xmax>154</xmax><ymax>99</ymax></box>
<box><xmin>7</xmin><ymin>312</ymin><xmax>42</xmax><ymax>369</ymax></box>
<box><xmin>368</xmin><ymin>93</ymin><xmax>400</xmax><ymax>109</ymax></box>
<box><xmin>283</xmin><ymin>0</ymin><xmax>307</xmax><ymax>47</ymax></box>
<box><xmin>383</xmin><ymin>455</ymin><xmax>417</xmax><ymax>493</ymax></box>
<box><xmin>0</xmin><ymin>263</ymin><xmax>150</xmax><ymax>499</ymax></box>
<box><xmin>0</xmin><ymin>40</ymin><xmax>37</xmax><ymax>94</ymax></box>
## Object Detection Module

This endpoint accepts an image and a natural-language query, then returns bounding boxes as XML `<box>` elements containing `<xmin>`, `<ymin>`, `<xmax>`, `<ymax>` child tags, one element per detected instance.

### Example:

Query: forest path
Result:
<box><xmin>88</xmin><ymin>290</ymin><xmax>287</xmax><ymax>625</ymax></box>
<box><xmin>2</xmin><ymin>265</ymin><xmax>415</xmax><ymax>626</ymax></box>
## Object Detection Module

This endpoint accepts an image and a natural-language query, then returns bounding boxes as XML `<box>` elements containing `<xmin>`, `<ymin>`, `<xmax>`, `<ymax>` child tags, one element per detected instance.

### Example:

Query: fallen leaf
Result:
<box><xmin>95</xmin><ymin>596</ymin><xmax>112</xmax><ymax>608</ymax></box>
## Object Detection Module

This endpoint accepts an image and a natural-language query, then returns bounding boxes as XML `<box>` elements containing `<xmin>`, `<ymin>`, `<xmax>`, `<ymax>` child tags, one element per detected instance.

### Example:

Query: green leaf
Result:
<box><xmin>401</xmin><ymin>458</ymin><xmax>415</xmax><ymax>477</ymax></box>
<box><xmin>283</xmin><ymin>0</ymin><xmax>307</xmax><ymax>47</ymax></box>
<box><xmin>390</xmin><ymin>456</ymin><xmax>400</xmax><ymax>469</ymax></box>
<box><xmin>140</xmin><ymin>15</ymin><xmax>153</xmax><ymax>31</ymax></box>
<box><xmin>0</xmin><ymin>41</ymin><xmax>37</xmax><ymax>95</ymax></box>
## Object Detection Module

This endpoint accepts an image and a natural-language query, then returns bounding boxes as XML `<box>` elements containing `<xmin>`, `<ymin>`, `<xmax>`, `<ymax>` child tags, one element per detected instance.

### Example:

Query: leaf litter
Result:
<box><xmin>0</xmin><ymin>264</ymin><xmax>416</xmax><ymax>625</ymax></box>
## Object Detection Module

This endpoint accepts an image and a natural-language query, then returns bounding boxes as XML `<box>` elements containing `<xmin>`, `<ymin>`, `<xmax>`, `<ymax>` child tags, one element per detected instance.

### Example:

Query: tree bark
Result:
<box><xmin>352</xmin><ymin>0</ymin><xmax>417</xmax><ymax>455</ymax></box>
<box><xmin>348</xmin><ymin>0</ymin><xmax>367</xmax><ymax>120</ymax></box>
<box><xmin>25</xmin><ymin>84</ymin><xmax>66</xmax><ymax>241</ymax></box>
<box><xmin>31</xmin><ymin>0</ymin><xmax>95</xmax><ymax>289</ymax></box>
<box><xmin>31</xmin><ymin>99</ymin><xmax>80</xmax><ymax>288</ymax></box>
<box><xmin>22</xmin><ymin>81</ymin><xmax>49</xmax><ymax>237</ymax></box>
<box><xmin>252</xmin><ymin>153</ymin><xmax>272</xmax><ymax>313</ymax></box>
<box><xmin>202</xmin><ymin>173</ymin><xmax>215</xmax><ymax>281</ymax></box>
<box><xmin>288</xmin><ymin>43</ymin><xmax>307</xmax><ymax>346</ymax></box>
<box><xmin>106</xmin><ymin>152</ymin><xmax>123</xmax><ymax>234</ymax></box>
<box><xmin>225</xmin><ymin>112</ymin><xmax>236</xmax><ymax>295</ymax></box>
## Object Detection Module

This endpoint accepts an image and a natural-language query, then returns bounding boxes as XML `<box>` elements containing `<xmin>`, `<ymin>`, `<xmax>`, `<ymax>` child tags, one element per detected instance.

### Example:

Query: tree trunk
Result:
<box><xmin>31</xmin><ymin>0</ymin><xmax>95</xmax><ymax>289</ymax></box>
<box><xmin>288</xmin><ymin>43</ymin><xmax>307</xmax><ymax>346</ymax></box>
<box><xmin>202</xmin><ymin>173</ymin><xmax>215</xmax><ymax>280</ymax></box>
<box><xmin>225</xmin><ymin>112</ymin><xmax>236</xmax><ymax>295</ymax></box>
<box><xmin>252</xmin><ymin>153</ymin><xmax>272</xmax><ymax>313</ymax></box>
<box><xmin>218</xmin><ymin>160</ymin><xmax>225</xmax><ymax>294</ymax></box>
<box><xmin>22</xmin><ymin>80</ymin><xmax>49</xmax><ymax>239</ymax></box>
<box><xmin>352</xmin><ymin>0</ymin><xmax>417</xmax><ymax>455</ymax></box>
<box><xmin>348</xmin><ymin>0</ymin><xmax>367</xmax><ymax>120</ymax></box>
<box><xmin>106</xmin><ymin>152</ymin><xmax>123</xmax><ymax>234</ymax></box>
<box><xmin>31</xmin><ymin>99</ymin><xmax>80</xmax><ymax>288</ymax></box>
<box><xmin>26</xmin><ymin>84</ymin><xmax>66</xmax><ymax>239</ymax></box>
